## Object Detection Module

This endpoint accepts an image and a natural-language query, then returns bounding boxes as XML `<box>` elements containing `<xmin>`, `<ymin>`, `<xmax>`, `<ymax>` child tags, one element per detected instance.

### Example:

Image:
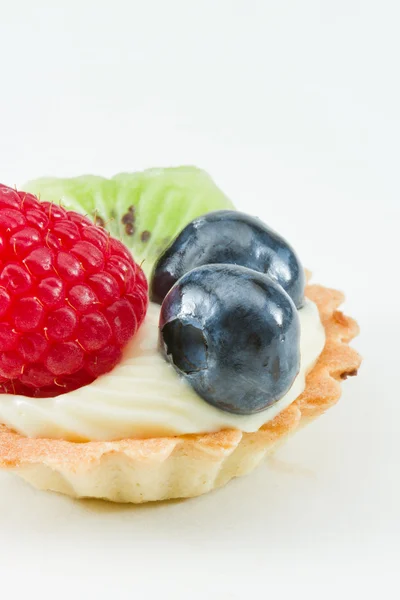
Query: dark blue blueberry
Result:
<box><xmin>151</xmin><ymin>210</ymin><xmax>305</xmax><ymax>308</ymax></box>
<box><xmin>159</xmin><ymin>264</ymin><xmax>300</xmax><ymax>415</ymax></box>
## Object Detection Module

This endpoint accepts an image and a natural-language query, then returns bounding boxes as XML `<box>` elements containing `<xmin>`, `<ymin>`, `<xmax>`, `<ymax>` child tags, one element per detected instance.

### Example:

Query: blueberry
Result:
<box><xmin>151</xmin><ymin>210</ymin><xmax>305</xmax><ymax>309</ymax></box>
<box><xmin>159</xmin><ymin>264</ymin><xmax>300</xmax><ymax>415</ymax></box>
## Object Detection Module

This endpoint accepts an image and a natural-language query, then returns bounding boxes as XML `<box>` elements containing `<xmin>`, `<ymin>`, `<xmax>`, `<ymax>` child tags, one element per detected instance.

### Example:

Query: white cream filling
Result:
<box><xmin>0</xmin><ymin>300</ymin><xmax>325</xmax><ymax>441</ymax></box>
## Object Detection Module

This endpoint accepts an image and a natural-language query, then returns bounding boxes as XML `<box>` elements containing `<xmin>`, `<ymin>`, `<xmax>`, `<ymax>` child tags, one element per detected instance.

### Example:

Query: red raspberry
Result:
<box><xmin>0</xmin><ymin>184</ymin><xmax>148</xmax><ymax>397</ymax></box>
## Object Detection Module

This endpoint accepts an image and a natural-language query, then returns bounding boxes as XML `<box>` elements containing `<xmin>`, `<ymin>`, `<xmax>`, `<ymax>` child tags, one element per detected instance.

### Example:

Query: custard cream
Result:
<box><xmin>0</xmin><ymin>301</ymin><xmax>325</xmax><ymax>441</ymax></box>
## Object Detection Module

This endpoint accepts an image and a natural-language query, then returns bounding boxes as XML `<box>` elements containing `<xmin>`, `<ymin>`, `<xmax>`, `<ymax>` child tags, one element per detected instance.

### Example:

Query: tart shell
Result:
<box><xmin>0</xmin><ymin>284</ymin><xmax>361</xmax><ymax>503</ymax></box>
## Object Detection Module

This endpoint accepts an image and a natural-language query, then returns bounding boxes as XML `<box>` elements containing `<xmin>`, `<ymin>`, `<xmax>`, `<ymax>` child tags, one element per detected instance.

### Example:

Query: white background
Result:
<box><xmin>0</xmin><ymin>1</ymin><xmax>399</xmax><ymax>598</ymax></box>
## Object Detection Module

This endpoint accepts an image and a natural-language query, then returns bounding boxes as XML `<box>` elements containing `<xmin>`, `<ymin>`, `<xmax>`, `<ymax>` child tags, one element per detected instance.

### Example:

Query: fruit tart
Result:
<box><xmin>0</xmin><ymin>168</ymin><xmax>361</xmax><ymax>503</ymax></box>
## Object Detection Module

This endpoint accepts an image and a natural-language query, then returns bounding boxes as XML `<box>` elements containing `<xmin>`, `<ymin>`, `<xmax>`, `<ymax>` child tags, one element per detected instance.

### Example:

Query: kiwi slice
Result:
<box><xmin>23</xmin><ymin>167</ymin><xmax>234</xmax><ymax>278</ymax></box>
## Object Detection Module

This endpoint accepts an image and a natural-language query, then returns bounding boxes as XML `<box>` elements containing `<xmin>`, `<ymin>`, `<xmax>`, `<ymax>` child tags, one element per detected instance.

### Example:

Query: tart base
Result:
<box><xmin>0</xmin><ymin>284</ymin><xmax>361</xmax><ymax>503</ymax></box>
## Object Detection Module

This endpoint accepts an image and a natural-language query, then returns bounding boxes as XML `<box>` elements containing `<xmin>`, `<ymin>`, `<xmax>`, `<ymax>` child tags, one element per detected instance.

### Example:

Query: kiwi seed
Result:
<box><xmin>125</xmin><ymin>222</ymin><xmax>135</xmax><ymax>236</ymax></box>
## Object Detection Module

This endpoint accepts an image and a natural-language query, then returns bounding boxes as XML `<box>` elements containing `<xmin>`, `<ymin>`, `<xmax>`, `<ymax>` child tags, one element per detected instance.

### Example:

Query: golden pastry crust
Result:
<box><xmin>0</xmin><ymin>284</ymin><xmax>361</xmax><ymax>503</ymax></box>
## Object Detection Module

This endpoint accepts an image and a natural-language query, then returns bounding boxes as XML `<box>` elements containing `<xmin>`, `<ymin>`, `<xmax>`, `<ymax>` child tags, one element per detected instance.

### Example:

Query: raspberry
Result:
<box><xmin>0</xmin><ymin>185</ymin><xmax>148</xmax><ymax>397</ymax></box>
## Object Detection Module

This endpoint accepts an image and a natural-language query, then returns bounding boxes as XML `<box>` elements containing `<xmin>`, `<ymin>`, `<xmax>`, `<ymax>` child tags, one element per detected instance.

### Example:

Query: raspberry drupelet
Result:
<box><xmin>0</xmin><ymin>184</ymin><xmax>148</xmax><ymax>397</ymax></box>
